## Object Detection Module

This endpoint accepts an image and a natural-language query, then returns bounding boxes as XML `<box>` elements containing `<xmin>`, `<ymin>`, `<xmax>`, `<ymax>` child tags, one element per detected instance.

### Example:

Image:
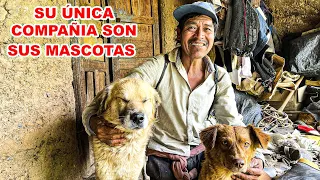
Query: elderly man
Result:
<box><xmin>83</xmin><ymin>1</ymin><xmax>271</xmax><ymax>180</ymax></box>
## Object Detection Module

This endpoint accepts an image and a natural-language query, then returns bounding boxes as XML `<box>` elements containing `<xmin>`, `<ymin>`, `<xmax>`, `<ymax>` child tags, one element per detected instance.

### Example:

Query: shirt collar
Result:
<box><xmin>169</xmin><ymin>47</ymin><xmax>216</xmax><ymax>74</ymax></box>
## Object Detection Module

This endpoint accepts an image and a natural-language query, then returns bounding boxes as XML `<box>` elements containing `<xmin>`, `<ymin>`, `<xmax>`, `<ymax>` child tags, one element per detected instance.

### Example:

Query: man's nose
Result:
<box><xmin>195</xmin><ymin>28</ymin><xmax>204</xmax><ymax>39</ymax></box>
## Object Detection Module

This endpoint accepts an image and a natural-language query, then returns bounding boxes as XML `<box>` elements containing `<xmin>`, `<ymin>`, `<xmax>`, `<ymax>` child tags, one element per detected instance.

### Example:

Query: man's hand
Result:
<box><xmin>231</xmin><ymin>158</ymin><xmax>271</xmax><ymax>180</ymax></box>
<box><xmin>90</xmin><ymin>116</ymin><xmax>126</xmax><ymax>146</ymax></box>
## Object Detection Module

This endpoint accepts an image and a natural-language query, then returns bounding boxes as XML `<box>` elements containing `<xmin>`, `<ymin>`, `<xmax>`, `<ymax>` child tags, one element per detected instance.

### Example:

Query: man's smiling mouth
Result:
<box><xmin>189</xmin><ymin>41</ymin><xmax>207</xmax><ymax>46</ymax></box>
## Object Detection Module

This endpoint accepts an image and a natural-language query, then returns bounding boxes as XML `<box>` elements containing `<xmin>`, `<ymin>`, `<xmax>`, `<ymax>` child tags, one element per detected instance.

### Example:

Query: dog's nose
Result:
<box><xmin>234</xmin><ymin>159</ymin><xmax>245</xmax><ymax>168</ymax></box>
<box><xmin>131</xmin><ymin>112</ymin><xmax>145</xmax><ymax>124</ymax></box>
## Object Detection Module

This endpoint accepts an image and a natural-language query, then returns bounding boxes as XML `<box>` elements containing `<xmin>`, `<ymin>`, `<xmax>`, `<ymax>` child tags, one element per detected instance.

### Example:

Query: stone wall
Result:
<box><xmin>265</xmin><ymin>0</ymin><xmax>320</xmax><ymax>38</ymax></box>
<box><xmin>0</xmin><ymin>0</ymin><xmax>81</xmax><ymax>179</ymax></box>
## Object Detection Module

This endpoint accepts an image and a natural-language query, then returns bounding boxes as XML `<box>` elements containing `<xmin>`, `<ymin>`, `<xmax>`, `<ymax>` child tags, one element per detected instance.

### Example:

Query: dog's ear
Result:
<box><xmin>248</xmin><ymin>125</ymin><xmax>270</xmax><ymax>149</ymax></box>
<box><xmin>96</xmin><ymin>84</ymin><xmax>113</xmax><ymax>116</ymax></box>
<box><xmin>200</xmin><ymin>126</ymin><xmax>218</xmax><ymax>150</ymax></box>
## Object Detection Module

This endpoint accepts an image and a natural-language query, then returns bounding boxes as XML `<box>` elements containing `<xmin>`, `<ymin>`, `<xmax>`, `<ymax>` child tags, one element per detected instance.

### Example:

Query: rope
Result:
<box><xmin>257</xmin><ymin>104</ymin><xmax>293</xmax><ymax>132</ymax></box>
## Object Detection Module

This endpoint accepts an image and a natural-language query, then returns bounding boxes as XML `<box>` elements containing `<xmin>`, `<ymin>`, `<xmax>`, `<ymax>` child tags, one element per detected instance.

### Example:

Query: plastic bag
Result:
<box><xmin>287</xmin><ymin>31</ymin><xmax>320</xmax><ymax>78</ymax></box>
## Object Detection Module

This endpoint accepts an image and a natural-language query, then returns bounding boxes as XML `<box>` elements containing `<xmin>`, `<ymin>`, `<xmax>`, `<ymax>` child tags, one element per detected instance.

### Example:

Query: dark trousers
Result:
<box><xmin>146</xmin><ymin>152</ymin><xmax>205</xmax><ymax>180</ymax></box>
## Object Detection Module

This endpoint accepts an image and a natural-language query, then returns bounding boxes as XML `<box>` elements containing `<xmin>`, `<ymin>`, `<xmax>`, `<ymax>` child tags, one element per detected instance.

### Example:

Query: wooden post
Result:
<box><xmin>278</xmin><ymin>76</ymin><xmax>304</xmax><ymax>112</ymax></box>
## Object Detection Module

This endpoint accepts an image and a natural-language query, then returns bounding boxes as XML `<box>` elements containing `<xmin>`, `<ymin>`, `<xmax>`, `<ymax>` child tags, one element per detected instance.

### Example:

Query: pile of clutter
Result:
<box><xmin>209</xmin><ymin>0</ymin><xmax>320</xmax><ymax>178</ymax></box>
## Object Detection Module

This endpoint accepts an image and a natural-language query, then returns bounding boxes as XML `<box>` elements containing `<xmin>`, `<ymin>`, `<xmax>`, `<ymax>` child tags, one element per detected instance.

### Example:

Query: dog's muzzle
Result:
<box><xmin>130</xmin><ymin>112</ymin><xmax>145</xmax><ymax>125</ymax></box>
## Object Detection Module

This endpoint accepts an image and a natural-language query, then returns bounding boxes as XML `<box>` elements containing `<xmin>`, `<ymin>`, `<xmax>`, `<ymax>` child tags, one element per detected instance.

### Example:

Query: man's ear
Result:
<box><xmin>249</xmin><ymin>125</ymin><xmax>270</xmax><ymax>149</ymax></box>
<box><xmin>200</xmin><ymin>126</ymin><xmax>218</xmax><ymax>150</ymax></box>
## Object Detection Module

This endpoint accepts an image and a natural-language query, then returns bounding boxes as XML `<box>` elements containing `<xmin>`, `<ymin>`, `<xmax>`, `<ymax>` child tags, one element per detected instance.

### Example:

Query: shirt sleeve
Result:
<box><xmin>82</xmin><ymin>89</ymin><xmax>107</xmax><ymax>136</ymax></box>
<box><xmin>213</xmin><ymin>67</ymin><xmax>245</xmax><ymax>126</ymax></box>
<box><xmin>126</xmin><ymin>57</ymin><xmax>164</xmax><ymax>87</ymax></box>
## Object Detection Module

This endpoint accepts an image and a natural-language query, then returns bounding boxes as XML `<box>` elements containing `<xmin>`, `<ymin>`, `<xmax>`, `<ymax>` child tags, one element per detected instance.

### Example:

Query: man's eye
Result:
<box><xmin>205</xmin><ymin>28</ymin><xmax>212</xmax><ymax>32</ymax></box>
<box><xmin>187</xmin><ymin>26</ymin><xmax>197</xmax><ymax>31</ymax></box>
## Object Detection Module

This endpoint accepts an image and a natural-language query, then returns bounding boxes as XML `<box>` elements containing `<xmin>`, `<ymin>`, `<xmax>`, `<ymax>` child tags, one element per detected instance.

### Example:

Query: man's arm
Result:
<box><xmin>89</xmin><ymin>116</ymin><xmax>126</xmax><ymax>146</ymax></box>
<box><xmin>82</xmin><ymin>89</ymin><xmax>106</xmax><ymax>136</ymax></box>
<box><xmin>81</xmin><ymin>88</ymin><xmax>127</xmax><ymax>146</ymax></box>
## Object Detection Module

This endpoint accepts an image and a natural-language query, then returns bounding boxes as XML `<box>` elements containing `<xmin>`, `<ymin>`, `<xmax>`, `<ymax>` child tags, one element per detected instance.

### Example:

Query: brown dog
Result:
<box><xmin>90</xmin><ymin>78</ymin><xmax>161</xmax><ymax>180</ymax></box>
<box><xmin>199</xmin><ymin>124</ymin><xmax>270</xmax><ymax>180</ymax></box>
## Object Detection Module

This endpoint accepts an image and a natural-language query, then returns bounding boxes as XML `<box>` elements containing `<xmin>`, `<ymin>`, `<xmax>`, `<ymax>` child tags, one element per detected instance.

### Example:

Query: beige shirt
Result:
<box><xmin>82</xmin><ymin>47</ymin><xmax>244</xmax><ymax>156</ymax></box>
<box><xmin>125</xmin><ymin>47</ymin><xmax>245</xmax><ymax>156</ymax></box>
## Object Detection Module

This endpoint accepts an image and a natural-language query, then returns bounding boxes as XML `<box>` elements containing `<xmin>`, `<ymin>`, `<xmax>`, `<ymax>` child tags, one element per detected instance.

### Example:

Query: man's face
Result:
<box><xmin>180</xmin><ymin>15</ymin><xmax>215</xmax><ymax>60</ymax></box>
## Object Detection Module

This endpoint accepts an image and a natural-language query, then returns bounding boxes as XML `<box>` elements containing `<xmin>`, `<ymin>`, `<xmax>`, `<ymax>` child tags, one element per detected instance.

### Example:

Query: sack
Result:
<box><xmin>236</xmin><ymin>71</ymin><xmax>264</xmax><ymax>96</ymax></box>
<box><xmin>286</xmin><ymin>31</ymin><xmax>320</xmax><ymax>78</ymax></box>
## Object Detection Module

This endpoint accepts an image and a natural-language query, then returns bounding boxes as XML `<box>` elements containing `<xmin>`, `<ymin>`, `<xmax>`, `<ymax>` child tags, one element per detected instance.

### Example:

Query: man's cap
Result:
<box><xmin>173</xmin><ymin>1</ymin><xmax>219</xmax><ymax>24</ymax></box>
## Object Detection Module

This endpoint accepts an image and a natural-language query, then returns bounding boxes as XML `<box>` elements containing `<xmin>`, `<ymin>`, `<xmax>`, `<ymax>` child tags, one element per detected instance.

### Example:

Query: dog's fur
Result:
<box><xmin>199</xmin><ymin>124</ymin><xmax>270</xmax><ymax>180</ymax></box>
<box><xmin>92</xmin><ymin>78</ymin><xmax>161</xmax><ymax>180</ymax></box>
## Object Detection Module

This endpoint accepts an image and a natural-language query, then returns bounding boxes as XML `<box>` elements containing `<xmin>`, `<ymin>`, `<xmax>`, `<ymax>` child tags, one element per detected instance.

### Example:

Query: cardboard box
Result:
<box><xmin>266</xmin><ymin>85</ymin><xmax>306</xmax><ymax>111</ymax></box>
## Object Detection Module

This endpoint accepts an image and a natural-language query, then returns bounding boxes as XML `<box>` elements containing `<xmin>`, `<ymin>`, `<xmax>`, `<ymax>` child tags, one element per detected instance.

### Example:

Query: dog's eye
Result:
<box><xmin>142</xmin><ymin>99</ymin><xmax>149</xmax><ymax>103</ymax></box>
<box><xmin>118</xmin><ymin>97</ymin><xmax>129</xmax><ymax>103</ymax></box>
<box><xmin>244</xmin><ymin>142</ymin><xmax>250</xmax><ymax>148</ymax></box>
<box><xmin>222</xmin><ymin>140</ymin><xmax>228</xmax><ymax>145</ymax></box>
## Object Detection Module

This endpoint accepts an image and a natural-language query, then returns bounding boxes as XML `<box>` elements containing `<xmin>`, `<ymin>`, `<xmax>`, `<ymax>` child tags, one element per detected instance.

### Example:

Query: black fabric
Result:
<box><xmin>214</xmin><ymin>46</ymin><xmax>224</xmax><ymax>67</ymax></box>
<box><xmin>252</xmin><ymin>46</ymin><xmax>276</xmax><ymax>88</ymax></box>
<box><xmin>270</xmin><ymin>25</ymin><xmax>282</xmax><ymax>54</ymax></box>
<box><xmin>223</xmin><ymin>0</ymin><xmax>259</xmax><ymax>56</ymax></box>
<box><xmin>224</xmin><ymin>49</ymin><xmax>233</xmax><ymax>72</ymax></box>
<box><xmin>303</xmin><ymin>86</ymin><xmax>320</xmax><ymax>108</ymax></box>
<box><xmin>234</xmin><ymin>90</ymin><xmax>263</xmax><ymax>126</ymax></box>
<box><xmin>146</xmin><ymin>152</ymin><xmax>205</xmax><ymax>180</ymax></box>
<box><xmin>277</xmin><ymin>162</ymin><xmax>320</xmax><ymax>180</ymax></box>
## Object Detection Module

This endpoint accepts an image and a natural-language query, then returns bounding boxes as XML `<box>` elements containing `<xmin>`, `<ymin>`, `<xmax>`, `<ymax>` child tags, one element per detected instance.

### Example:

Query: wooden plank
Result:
<box><xmin>112</xmin><ymin>40</ymin><xmax>153</xmax><ymax>58</ymax></box>
<box><xmin>111</xmin><ymin>24</ymin><xmax>154</xmax><ymax>58</ymax></box>
<box><xmin>278</xmin><ymin>76</ymin><xmax>304</xmax><ymax>112</ymax></box>
<box><xmin>94</xmin><ymin>70</ymin><xmax>107</xmax><ymax>95</ymax></box>
<box><xmin>94</xmin><ymin>70</ymin><xmax>99</xmax><ymax>95</ymax></box>
<box><xmin>80</xmin><ymin>70</ymin><xmax>87</xmax><ymax>112</ymax></box>
<box><xmin>131</xmin><ymin>0</ymin><xmax>152</xmax><ymax>17</ymax></box>
<box><xmin>94</xmin><ymin>0</ymin><xmax>101</xmax><ymax>6</ymax></box>
<box><xmin>115</xmin><ymin>15</ymin><xmax>155</xmax><ymax>24</ymax></box>
<box><xmin>72</xmin><ymin>57</ymin><xmax>91</xmax><ymax>178</ymax></box>
<box><xmin>131</xmin><ymin>0</ymin><xmax>139</xmax><ymax>16</ymax></box>
<box><xmin>98</xmin><ymin>71</ymin><xmax>106</xmax><ymax>92</ymax></box>
<box><xmin>151</xmin><ymin>0</ymin><xmax>160</xmax><ymax>55</ymax></box>
<box><xmin>142</xmin><ymin>0</ymin><xmax>151</xmax><ymax>17</ymax></box>
<box><xmin>86</xmin><ymin>72</ymin><xmax>95</xmax><ymax>104</ymax></box>
<box><xmin>81</xmin><ymin>60</ymin><xmax>107</xmax><ymax>71</ymax></box>
<box><xmin>79</xmin><ymin>0</ymin><xmax>90</xmax><ymax>6</ymax></box>
<box><xmin>112</xmin><ymin>58</ymin><xmax>152</xmax><ymax>80</ymax></box>
<box><xmin>72</xmin><ymin>0</ymin><xmax>112</xmax><ymax>178</ymax></box>
<box><xmin>108</xmin><ymin>0</ymin><xmax>132</xmax><ymax>15</ymax></box>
